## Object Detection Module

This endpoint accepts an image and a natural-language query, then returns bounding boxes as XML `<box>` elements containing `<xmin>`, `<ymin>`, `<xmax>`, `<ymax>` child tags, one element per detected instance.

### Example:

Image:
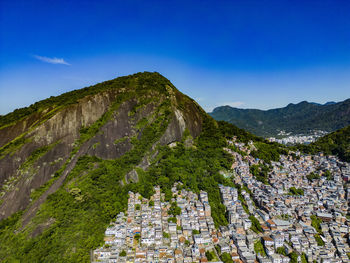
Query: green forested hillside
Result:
<box><xmin>218</xmin><ymin>121</ymin><xmax>289</xmax><ymax>163</ymax></box>
<box><xmin>0</xmin><ymin>114</ymin><xmax>233</xmax><ymax>262</ymax></box>
<box><xmin>210</xmin><ymin>100</ymin><xmax>350</xmax><ymax>137</ymax></box>
<box><xmin>0</xmin><ymin>72</ymin><xmax>291</xmax><ymax>262</ymax></box>
<box><xmin>299</xmin><ymin>125</ymin><xmax>350</xmax><ymax>162</ymax></box>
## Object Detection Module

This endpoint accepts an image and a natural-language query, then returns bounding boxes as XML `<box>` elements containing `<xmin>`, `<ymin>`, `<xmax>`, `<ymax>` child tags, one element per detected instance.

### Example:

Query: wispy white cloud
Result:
<box><xmin>221</xmin><ymin>101</ymin><xmax>244</xmax><ymax>108</ymax></box>
<box><xmin>33</xmin><ymin>55</ymin><xmax>70</xmax><ymax>65</ymax></box>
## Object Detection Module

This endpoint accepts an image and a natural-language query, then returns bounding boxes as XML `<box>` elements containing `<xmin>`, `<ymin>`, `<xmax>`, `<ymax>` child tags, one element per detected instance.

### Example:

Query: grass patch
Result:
<box><xmin>254</xmin><ymin>239</ymin><xmax>266</xmax><ymax>256</ymax></box>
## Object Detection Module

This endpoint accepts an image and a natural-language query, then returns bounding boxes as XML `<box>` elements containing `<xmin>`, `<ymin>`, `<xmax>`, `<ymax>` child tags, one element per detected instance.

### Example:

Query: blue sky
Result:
<box><xmin>0</xmin><ymin>0</ymin><xmax>349</xmax><ymax>114</ymax></box>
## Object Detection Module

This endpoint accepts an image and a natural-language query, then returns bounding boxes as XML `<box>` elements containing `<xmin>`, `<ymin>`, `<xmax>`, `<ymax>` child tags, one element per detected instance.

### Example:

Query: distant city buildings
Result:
<box><xmin>268</xmin><ymin>130</ymin><xmax>328</xmax><ymax>145</ymax></box>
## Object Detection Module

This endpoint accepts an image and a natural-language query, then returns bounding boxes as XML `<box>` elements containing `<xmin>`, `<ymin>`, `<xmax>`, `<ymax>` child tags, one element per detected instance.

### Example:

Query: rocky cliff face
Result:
<box><xmin>0</xmin><ymin>72</ymin><xmax>204</xmax><ymax>221</ymax></box>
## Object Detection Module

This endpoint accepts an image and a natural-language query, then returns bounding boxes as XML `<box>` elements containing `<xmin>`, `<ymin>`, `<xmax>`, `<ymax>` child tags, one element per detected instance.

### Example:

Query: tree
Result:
<box><xmin>306</xmin><ymin>172</ymin><xmax>320</xmax><ymax>181</ymax></box>
<box><xmin>323</xmin><ymin>170</ymin><xmax>333</xmax><ymax>180</ymax></box>
<box><xmin>169</xmin><ymin>202</ymin><xmax>181</xmax><ymax>216</ymax></box>
<box><xmin>288</xmin><ymin>187</ymin><xmax>304</xmax><ymax>196</ymax></box>
<box><xmin>301</xmin><ymin>253</ymin><xmax>308</xmax><ymax>263</ymax></box>
<box><xmin>206</xmin><ymin>251</ymin><xmax>214</xmax><ymax>261</ymax></box>
<box><xmin>119</xmin><ymin>250</ymin><xmax>126</xmax><ymax>257</ymax></box>
<box><xmin>221</xmin><ymin>252</ymin><xmax>233</xmax><ymax>263</ymax></box>
<box><xmin>288</xmin><ymin>252</ymin><xmax>299</xmax><ymax>263</ymax></box>
<box><xmin>192</xmin><ymin>229</ymin><xmax>200</xmax><ymax>235</ymax></box>
<box><xmin>311</xmin><ymin>215</ymin><xmax>323</xmax><ymax>235</ymax></box>
<box><xmin>168</xmin><ymin>217</ymin><xmax>177</xmax><ymax>223</ymax></box>
<box><xmin>134</xmin><ymin>234</ymin><xmax>141</xmax><ymax>242</ymax></box>
<box><xmin>276</xmin><ymin>246</ymin><xmax>286</xmax><ymax>256</ymax></box>
<box><xmin>254</xmin><ymin>240</ymin><xmax>266</xmax><ymax>256</ymax></box>
<box><xmin>314</xmin><ymin>234</ymin><xmax>325</xmax><ymax>246</ymax></box>
<box><xmin>249</xmin><ymin>215</ymin><xmax>262</xmax><ymax>233</ymax></box>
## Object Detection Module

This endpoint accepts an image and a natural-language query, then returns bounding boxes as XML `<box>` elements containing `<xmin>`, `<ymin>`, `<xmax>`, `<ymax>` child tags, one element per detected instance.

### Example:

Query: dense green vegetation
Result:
<box><xmin>134</xmin><ymin>233</ymin><xmax>141</xmax><ymax>242</ymax></box>
<box><xmin>314</xmin><ymin>234</ymin><xmax>325</xmax><ymax>246</ymax></box>
<box><xmin>251</xmin><ymin>142</ymin><xmax>289</xmax><ymax>163</ymax></box>
<box><xmin>192</xmin><ymin>229</ymin><xmax>200</xmax><ymax>235</ymax></box>
<box><xmin>249</xmin><ymin>215</ymin><xmax>262</xmax><ymax>233</ymax></box>
<box><xmin>311</xmin><ymin>215</ymin><xmax>323</xmax><ymax>235</ymax></box>
<box><xmin>0</xmin><ymin>72</ymin><xmax>312</xmax><ymax>262</ymax></box>
<box><xmin>276</xmin><ymin>246</ymin><xmax>287</xmax><ymax>256</ymax></box>
<box><xmin>219</xmin><ymin>121</ymin><xmax>288</xmax><ymax>164</ymax></box>
<box><xmin>306</xmin><ymin>172</ymin><xmax>320</xmax><ymax>181</ymax></box>
<box><xmin>288</xmin><ymin>187</ymin><xmax>304</xmax><ymax>196</ymax></box>
<box><xmin>205</xmin><ymin>250</ymin><xmax>215</xmax><ymax>261</ymax></box>
<box><xmin>142</xmin><ymin>115</ymin><xmax>234</xmax><ymax>227</ymax></box>
<box><xmin>168</xmin><ymin>217</ymin><xmax>177</xmax><ymax>223</ymax></box>
<box><xmin>210</xmin><ymin>99</ymin><xmax>350</xmax><ymax>137</ymax></box>
<box><xmin>168</xmin><ymin>201</ymin><xmax>181</xmax><ymax>216</ymax></box>
<box><xmin>0</xmin><ymin>72</ymin><xmax>176</xmax><ymax>262</ymax></box>
<box><xmin>301</xmin><ymin>253</ymin><xmax>309</xmax><ymax>263</ymax></box>
<box><xmin>234</xmin><ymin>184</ymin><xmax>250</xmax><ymax>214</ymax></box>
<box><xmin>299</xmin><ymin>125</ymin><xmax>350</xmax><ymax>162</ymax></box>
<box><xmin>0</xmin><ymin>91</ymin><xmax>238</xmax><ymax>262</ymax></box>
<box><xmin>220</xmin><ymin>252</ymin><xmax>233</xmax><ymax>263</ymax></box>
<box><xmin>218</xmin><ymin>121</ymin><xmax>263</xmax><ymax>143</ymax></box>
<box><xmin>323</xmin><ymin>170</ymin><xmax>333</xmax><ymax>180</ymax></box>
<box><xmin>288</xmin><ymin>251</ymin><xmax>299</xmax><ymax>263</ymax></box>
<box><xmin>254</xmin><ymin>239</ymin><xmax>266</xmax><ymax>256</ymax></box>
<box><xmin>288</xmin><ymin>252</ymin><xmax>308</xmax><ymax>263</ymax></box>
<box><xmin>250</xmin><ymin>164</ymin><xmax>270</xmax><ymax>184</ymax></box>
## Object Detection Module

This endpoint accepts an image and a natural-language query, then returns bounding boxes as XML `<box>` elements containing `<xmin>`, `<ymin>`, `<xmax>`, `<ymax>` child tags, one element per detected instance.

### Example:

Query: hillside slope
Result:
<box><xmin>0</xmin><ymin>72</ymin><xmax>236</xmax><ymax>262</ymax></box>
<box><xmin>210</xmin><ymin>99</ymin><xmax>350</xmax><ymax>137</ymax></box>
<box><xmin>299</xmin><ymin>125</ymin><xmax>350</xmax><ymax>162</ymax></box>
<box><xmin>0</xmin><ymin>72</ymin><xmax>291</xmax><ymax>262</ymax></box>
<box><xmin>0</xmin><ymin>72</ymin><xmax>203</xmax><ymax>221</ymax></box>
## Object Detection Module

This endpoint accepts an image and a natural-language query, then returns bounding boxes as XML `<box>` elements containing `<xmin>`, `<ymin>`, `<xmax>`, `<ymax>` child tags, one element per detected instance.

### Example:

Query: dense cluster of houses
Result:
<box><xmin>93</xmin><ymin>184</ymin><xmax>223</xmax><ymax>262</ymax></box>
<box><xmin>219</xmin><ymin>184</ymin><xmax>291</xmax><ymax>263</ymax></box>
<box><xmin>228</xmin><ymin>137</ymin><xmax>350</xmax><ymax>262</ymax></box>
<box><xmin>93</xmin><ymin>137</ymin><xmax>350</xmax><ymax>262</ymax></box>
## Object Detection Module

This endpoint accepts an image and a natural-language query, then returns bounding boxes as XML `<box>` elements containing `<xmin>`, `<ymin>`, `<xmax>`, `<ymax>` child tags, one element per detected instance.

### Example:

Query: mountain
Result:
<box><xmin>324</xmin><ymin>101</ymin><xmax>336</xmax><ymax>106</ymax></box>
<box><xmin>0</xmin><ymin>72</ymin><xmax>291</xmax><ymax>262</ymax></box>
<box><xmin>0</xmin><ymin>72</ymin><xmax>205</xmax><ymax>220</ymax></box>
<box><xmin>299</xmin><ymin>125</ymin><xmax>350</xmax><ymax>162</ymax></box>
<box><xmin>209</xmin><ymin>99</ymin><xmax>350</xmax><ymax>137</ymax></box>
<box><xmin>0</xmin><ymin>72</ymin><xmax>264</xmax><ymax>262</ymax></box>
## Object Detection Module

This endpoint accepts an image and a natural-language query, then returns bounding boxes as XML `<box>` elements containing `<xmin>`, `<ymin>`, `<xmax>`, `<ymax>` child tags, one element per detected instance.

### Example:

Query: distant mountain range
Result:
<box><xmin>209</xmin><ymin>99</ymin><xmax>350</xmax><ymax>137</ymax></box>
